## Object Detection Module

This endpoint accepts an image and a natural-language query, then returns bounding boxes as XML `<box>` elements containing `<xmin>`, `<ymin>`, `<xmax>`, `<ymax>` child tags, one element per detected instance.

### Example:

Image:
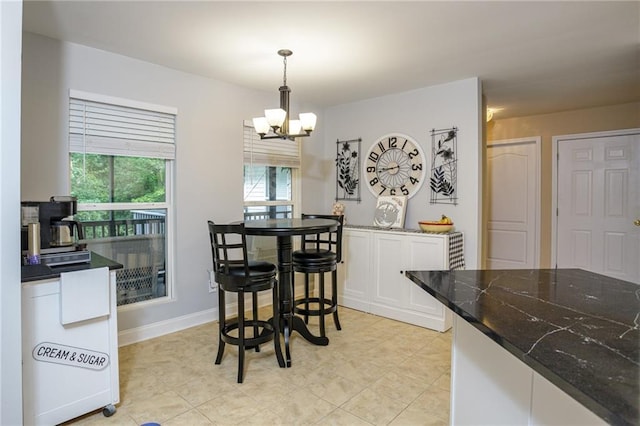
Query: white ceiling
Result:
<box><xmin>22</xmin><ymin>1</ymin><xmax>640</xmax><ymax>120</ymax></box>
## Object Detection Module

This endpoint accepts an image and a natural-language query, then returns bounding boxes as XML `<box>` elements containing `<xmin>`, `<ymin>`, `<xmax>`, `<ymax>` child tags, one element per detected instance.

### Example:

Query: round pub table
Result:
<box><xmin>244</xmin><ymin>218</ymin><xmax>338</xmax><ymax>367</ymax></box>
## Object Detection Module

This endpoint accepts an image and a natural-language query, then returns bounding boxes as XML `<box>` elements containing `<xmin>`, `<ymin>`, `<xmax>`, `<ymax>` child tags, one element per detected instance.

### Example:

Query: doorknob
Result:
<box><xmin>635</xmin><ymin>219</ymin><xmax>640</xmax><ymax>227</ymax></box>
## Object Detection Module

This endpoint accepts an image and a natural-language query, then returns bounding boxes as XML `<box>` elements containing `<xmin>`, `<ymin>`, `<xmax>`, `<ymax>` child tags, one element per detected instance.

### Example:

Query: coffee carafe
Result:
<box><xmin>50</xmin><ymin>220</ymin><xmax>84</xmax><ymax>247</ymax></box>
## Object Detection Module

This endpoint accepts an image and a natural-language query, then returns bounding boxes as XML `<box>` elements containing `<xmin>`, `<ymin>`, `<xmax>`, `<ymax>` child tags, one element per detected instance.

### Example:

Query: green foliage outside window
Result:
<box><xmin>71</xmin><ymin>153</ymin><xmax>165</xmax><ymax>203</ymax></box>
<box><xmin>71</xmin><ymin>153</ymin><xmax>166</xmax><ymax>221</ymax></box>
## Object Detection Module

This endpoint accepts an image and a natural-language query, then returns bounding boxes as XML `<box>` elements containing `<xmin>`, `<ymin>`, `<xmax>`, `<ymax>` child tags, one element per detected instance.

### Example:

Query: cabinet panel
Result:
<box><xmin>406</xmin><ymin>236</ymin><xmax>449</xmax><ymax>319</ymax></box>
<box><xmin>339</xmin><ymin>229</ymin><xmax>371</xmax><ymax>312</ymax></box>
<box><xmin>531</xmin><ymin>371</ymin><xmax>605</xmax><ymax>425</ymax></box>
<box><xmin>371</xmin><ymin>234</ymin><xmax>406</xmax><ymax>309</ymax></box>
<box><xmin>451</xmin><ymin>315</ymin><xmax>532</xmax><ymax>425</ymax></box>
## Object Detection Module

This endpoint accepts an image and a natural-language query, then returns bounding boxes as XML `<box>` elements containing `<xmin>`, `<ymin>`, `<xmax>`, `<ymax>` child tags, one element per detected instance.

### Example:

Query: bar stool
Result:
<box><xmin>292</xmin><ymin>214</ymin><xmax>344</xmax><ymax>338</ymax></box>
<box><xmin>208</xmin><ymin>221</ymin><xmax>284</xmax><ymax>383</ymax></box>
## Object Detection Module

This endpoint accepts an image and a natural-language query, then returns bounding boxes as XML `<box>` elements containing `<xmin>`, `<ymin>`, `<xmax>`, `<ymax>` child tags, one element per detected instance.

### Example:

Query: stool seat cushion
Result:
<box><xmin>216</xmin><ymin>261</ymin><xmax>277</xmax><ymax>291</ymax></box>
<box><xmin>293</xmin><ymin>249</ymin><xmax>337</xmax><ymax>264</ymax></box>
<box><xmin>220</xmin><ymin>260</ymin><xmax>277</xmax><ymax>277</ymax></box>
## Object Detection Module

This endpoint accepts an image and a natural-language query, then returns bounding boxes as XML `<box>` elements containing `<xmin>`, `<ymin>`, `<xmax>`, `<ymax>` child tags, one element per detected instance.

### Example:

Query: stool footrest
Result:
<box><xmin>293</xmin><ymin>297</ymin><xmax>338</xmax><ymax>316</ymax></box>
<box><xmin>220</xmin><ymin>319</ymin><xmax>275</xmax><ymax>347</ymax></box>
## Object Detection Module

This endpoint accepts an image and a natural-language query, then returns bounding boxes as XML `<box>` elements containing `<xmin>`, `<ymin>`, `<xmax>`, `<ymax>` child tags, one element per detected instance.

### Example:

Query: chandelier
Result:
<box><xmin>252</xmin><ymin>49</ymin><xmax>317</xmax><ymax>140</ymax></box>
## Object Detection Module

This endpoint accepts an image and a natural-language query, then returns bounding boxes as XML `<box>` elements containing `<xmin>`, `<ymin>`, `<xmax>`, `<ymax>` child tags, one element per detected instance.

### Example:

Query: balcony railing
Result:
<box><xmin>80</xmin><ymin>214</ymin><xmax>166</xmax><ymax>306</ymax></box>
<box><xmin>243</xmin><ymin>208</ymin><xmax>292</xmax><ymax>221</ymax></box>
<box><xmin>82</xmin><ymin>218</ymin><xmax>165</xmax><ymax>239</ymax></box>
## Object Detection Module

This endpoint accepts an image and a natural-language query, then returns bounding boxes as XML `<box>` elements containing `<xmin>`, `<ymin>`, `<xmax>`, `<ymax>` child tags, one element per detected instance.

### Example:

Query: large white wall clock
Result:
<box><xmin>364</xmin><ymin>133</ymin><xmax>426</xmax><ymax>199</ymax></box>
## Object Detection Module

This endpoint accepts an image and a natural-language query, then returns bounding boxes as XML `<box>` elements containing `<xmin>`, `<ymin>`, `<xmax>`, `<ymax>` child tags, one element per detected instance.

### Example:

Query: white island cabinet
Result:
<box><xmin>22</xmin><ymin>264</ymin><xmax>120</xmax><ymax>425</ymax></box>
<box><xmin>338</xmin><ymin>226</ymin><xmax>457</xmax><ymax>332</ymax></box>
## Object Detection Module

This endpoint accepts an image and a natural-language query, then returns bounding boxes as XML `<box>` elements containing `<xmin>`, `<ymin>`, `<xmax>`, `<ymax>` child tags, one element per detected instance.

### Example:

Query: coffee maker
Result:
<box><xmin>21</xmin><ymin>196</ymin><xmax>90</xmax><ymax>266</ymax></box>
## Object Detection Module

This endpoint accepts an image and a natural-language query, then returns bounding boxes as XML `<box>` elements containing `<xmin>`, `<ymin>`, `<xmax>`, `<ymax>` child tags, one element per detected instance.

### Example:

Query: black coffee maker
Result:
<box><xmin>21</xmin><ymin>196</ymin><xmax>84</xmax><ymax>251</ymax></box>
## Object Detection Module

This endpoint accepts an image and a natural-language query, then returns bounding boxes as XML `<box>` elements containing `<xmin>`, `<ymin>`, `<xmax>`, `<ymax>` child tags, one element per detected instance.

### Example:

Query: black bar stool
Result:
<box><xmin>208</xmin><ymin>221</ymin><xmax>284</xmax><ymax>383</ymax></box>
<box><xmin>292</xmin><ymin>214</ymin><xmax>344</xmax><ymax>338</ymax></box>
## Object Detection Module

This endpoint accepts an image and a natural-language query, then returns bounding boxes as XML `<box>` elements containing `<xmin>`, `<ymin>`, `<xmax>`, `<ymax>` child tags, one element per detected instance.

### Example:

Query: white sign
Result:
<box><xmin>32</xmin><ymin>342</ymin><xmax>110</xmax><ymax>371</ymax></box>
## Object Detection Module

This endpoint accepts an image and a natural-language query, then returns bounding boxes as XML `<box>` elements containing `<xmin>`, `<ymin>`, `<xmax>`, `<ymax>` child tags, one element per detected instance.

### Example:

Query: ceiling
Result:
<box><xmin>22</xmin><ymin>1</ymin><xmax>640</xmax><ymax>120</ymax></box>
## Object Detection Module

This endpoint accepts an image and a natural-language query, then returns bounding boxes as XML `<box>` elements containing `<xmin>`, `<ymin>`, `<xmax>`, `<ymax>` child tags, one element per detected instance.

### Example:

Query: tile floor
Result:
<box><xmin>64</xmin><ymin>307</ymin><xmax>451</xmax><ymax>425</ymax></box>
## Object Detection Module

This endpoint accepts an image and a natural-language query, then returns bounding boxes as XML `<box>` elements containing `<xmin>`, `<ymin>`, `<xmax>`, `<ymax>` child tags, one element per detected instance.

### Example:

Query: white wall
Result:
<box><xmin>21</xmin><ymin>33</ymin><xmax>323</xmax><ymax>334</ymax></box>
<box><xmin>1</xmin><ymin>1</ymin><xmax>24</xmax><ymax>424</ymax></box>
<box><xmin>323</xmin><ymin>79</ymin><xmax>483</xmax><ymax>268</ymax></box>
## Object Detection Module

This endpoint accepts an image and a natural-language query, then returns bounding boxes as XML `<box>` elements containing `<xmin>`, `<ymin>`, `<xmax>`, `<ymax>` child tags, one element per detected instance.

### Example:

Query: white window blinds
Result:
<box><xmin>243</xmin><ymin>121</ymin><xmax>301</xmax><ymax>168</ymax></box>
<box><xmin>69</xmin><ymin>91</ymin><xmax>176</xmax><ymax>160</ymax></box>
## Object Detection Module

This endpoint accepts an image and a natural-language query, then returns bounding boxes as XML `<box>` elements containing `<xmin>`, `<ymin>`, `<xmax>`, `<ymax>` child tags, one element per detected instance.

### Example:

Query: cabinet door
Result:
<box><xmin>339</xmin><ymin>229</ymin><xmax>371</xmax><ymax>312</ymax></box>
<box><xmin>405</xmin><ymin>235</ymin><xmax>449</xmax><ymax>319</ymax></box>
<box><xmin>371</xmin><ymin>232</ymin><xmax>407</xmax><ymax>312</ymax></box>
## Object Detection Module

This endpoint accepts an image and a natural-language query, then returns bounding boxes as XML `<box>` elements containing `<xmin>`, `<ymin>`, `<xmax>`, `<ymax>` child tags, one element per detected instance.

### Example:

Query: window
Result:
<box><xmin>69</xmin><ymin>90</ymin><xmax>175</xmax><ymax>306</ymax></box>
<box><xmin>243</xmin><ymin>121</ymin><xmax>301</xmax><ymax>262</ymax></box>
<box><xmin>242</xmin><ymin>121</ymin><xmax>300</xmax><ymax>221</ymax></box>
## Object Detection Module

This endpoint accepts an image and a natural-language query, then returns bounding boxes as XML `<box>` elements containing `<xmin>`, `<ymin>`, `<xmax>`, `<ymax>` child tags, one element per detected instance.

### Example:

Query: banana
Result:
<box><xmin>440</xmin><ymin>214</ymin><xmax>452</xmax><ymax>225</ymax></box>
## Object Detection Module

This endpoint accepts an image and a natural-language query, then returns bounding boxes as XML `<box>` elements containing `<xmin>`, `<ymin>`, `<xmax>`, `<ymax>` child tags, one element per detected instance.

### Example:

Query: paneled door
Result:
<box><xmin>487</xmin><ymin>137</ymin><xmax>540</xmax><ymax>269</ymax></box>
<box><xmin>555</xmin><ymin>129</ymin><xmax>640</xmax><ymax>283</ymax></box>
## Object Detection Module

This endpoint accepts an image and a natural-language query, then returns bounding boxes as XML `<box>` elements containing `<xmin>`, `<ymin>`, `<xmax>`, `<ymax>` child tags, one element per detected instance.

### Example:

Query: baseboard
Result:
<box><xmin>118</xmin><ymin>308</ymin><xmax>217</xmax><ymax>346</ymax></box>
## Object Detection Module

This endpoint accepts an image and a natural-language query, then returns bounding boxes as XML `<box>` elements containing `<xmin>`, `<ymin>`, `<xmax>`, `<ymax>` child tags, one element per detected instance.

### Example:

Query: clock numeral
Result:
<box><xmin>377</xmin><ymin>141</ymin><xmax>386</xmax><ymax>153</ymax></box>
<box><xmin>401</xmin><ymin>139</ymin><xmax>408</xmax><ymax>150</ymax></box>
<box><xmin>410</xmin><ymin>176</ymin><xmax>420</xmax><ymax>185</ymax></box>
<box><xmin>400</xmin><ymin>185</ymin><xmax>409</xmax><ymax>196</ymax></box>
<box><xmin>412</xmin><ymin>163</ymin><xmax>423</xmax><ymax>171</ymax></box>
<box><xmin>368</xmin><ymin>151</ymin><xmax>379</xmax><ymax>162</ymax></box>
<box><xmin>388</xmin><ymin>137</ymin><xmax>397</xmax><ymax>148</ymax></box>
<box><xmin>389</xmin><ymin>188</ymin><xmax>396</xmax><ymax>196</ymax></box>
<box><xmin>369</xmin><ymin>177</ymin><xmax>379</xmax><ymax>186</ymax></box>
<box><xmin>378</xmin><ymin>186</ymin><xmax>387</xmax><ymax>195</ymax></box>
<box><xmin>408</xmin><ymin>148</ymin><xmax>419</xmax><ymax>159</ymax></box>
<box><xmin>366</xmin><ymin>166</ymin><xmax>376</xmax><ymax>173</ymax></box>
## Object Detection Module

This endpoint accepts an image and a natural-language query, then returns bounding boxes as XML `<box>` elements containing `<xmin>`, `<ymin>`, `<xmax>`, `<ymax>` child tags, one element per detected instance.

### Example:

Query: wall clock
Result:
<box><xmin>364</xmin><ymin>133</ymin><xmax>426</xmax><ymax>199</ymax></box>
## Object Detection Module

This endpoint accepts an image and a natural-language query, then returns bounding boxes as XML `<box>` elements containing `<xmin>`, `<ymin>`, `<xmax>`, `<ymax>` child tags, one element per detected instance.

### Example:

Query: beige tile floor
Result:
<box><xmin>64</xmin><ymin>307</ymin><xmax>451</xmax><ymax>425</ymax></box>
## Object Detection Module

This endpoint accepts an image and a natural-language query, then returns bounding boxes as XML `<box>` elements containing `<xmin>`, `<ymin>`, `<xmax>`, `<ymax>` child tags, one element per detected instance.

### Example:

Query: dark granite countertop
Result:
<box><xmin>21</xmin><ymin>252</ymin><xmax>123</xmax><ymax>283</ymax></box>
<box><xmin>405</xmin><ymin>269</ymin><xmax>639</xmax><ymax>426</ymax></box>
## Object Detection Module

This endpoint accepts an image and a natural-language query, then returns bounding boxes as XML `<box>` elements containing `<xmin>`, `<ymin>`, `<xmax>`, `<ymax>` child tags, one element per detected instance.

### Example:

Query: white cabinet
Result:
<box><xmin>339</xmin><ymin>227</ymin><xmax>454</xmax><ymax>331</ymax></box>
<box><xmin>22</xmin><ymin>268</ymin><xmax>120</xmax><ymax>425</ymax></box>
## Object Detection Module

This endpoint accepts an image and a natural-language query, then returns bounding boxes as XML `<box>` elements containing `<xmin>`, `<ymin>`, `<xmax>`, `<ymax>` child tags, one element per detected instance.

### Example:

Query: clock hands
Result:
<box><xmin>378</xmin><ymin>165</ymin><xmax>400</xmax><ymax>172</ymax></box>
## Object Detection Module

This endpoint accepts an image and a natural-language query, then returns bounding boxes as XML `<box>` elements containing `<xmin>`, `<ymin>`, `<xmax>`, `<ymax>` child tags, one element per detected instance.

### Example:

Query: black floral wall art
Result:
<box><xmin>430</xmin><ymin>127</ymin><xmax>458</xmax><ymax>205</ymax></box>
<box><xmin>335</xmin><ymin>138</ymin><xmax>361</xmax><ymax>202</ymax></box>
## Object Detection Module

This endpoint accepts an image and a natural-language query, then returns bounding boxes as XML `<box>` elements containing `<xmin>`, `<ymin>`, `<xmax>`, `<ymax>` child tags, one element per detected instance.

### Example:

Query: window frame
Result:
<box><xmin>243</xmin><ymin>120</ymin><xmax>301</xmax><ymax>219</ymax></box>
<box><xmin>68</xmin><ymin>90</ymin><xmax>176</xmax><ymax>309</ymax></box>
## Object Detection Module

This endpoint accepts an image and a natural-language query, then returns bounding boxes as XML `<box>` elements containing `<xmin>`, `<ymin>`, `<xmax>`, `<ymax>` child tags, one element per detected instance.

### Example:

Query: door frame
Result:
<box><xmin>551</xmin><ymin>128</ymin><xmax>640</xmax><ymax>268</ymax></box>
<box><xmin>486</xmin><ymin>136</ymin><xmax>541</xmax><ymax>268</ymax></box>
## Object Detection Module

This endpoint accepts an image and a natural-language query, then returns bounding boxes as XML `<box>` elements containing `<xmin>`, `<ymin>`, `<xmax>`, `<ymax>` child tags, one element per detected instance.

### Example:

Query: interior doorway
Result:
<box><xmin>553</xmin><ymin>129</ymin><xmax>640</xmax><ymax>284</ymax></box>
<box><xmin>486</xmin><ymin>137</ymin><xmax>541</xmax><ymax>269</ymax></box>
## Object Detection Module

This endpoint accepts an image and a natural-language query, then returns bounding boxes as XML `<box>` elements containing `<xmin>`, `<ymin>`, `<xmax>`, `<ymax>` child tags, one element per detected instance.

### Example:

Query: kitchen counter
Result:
<box><xmin>345</xmin><ymin>223</ymin><xmax>456</xmax><ymax>234</ymax></box>
<box><xmin>21</xmin><ymin>252</ymin><xmax>122</xmax><ymax>282</ymax></box>
<box><xmin>405</xmin><ymin>269</ymin><xmax>639</xmax><ymax>426</ymax></box>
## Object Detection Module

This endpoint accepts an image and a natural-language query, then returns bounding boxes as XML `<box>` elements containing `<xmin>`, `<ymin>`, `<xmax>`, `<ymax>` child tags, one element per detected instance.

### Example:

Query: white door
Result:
<box><xmin>487</xmin><ymin>138</ymin><xmax>540</xmax><ymax>269</ymax></box>
<box><xmin>555</xmin><ymin>129</ymin><xmax>640</xmax><ymax>283</ymax></box>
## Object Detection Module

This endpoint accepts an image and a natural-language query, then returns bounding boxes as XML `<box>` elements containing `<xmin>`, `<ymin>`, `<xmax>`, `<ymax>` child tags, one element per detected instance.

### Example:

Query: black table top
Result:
<box><xmin>405</xmin><ymin>268</ymin><xmax>639</xmax><ymax>426</ymax></box>
<box><xmin>21</xmin><ymin>252</ymin><xmax>123</xmax><ymax>283</ymax></box>
<box><xmin>243</xmin><ymin>218</ymin><xmax>338</xmax><ymax>236</ymax></box>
